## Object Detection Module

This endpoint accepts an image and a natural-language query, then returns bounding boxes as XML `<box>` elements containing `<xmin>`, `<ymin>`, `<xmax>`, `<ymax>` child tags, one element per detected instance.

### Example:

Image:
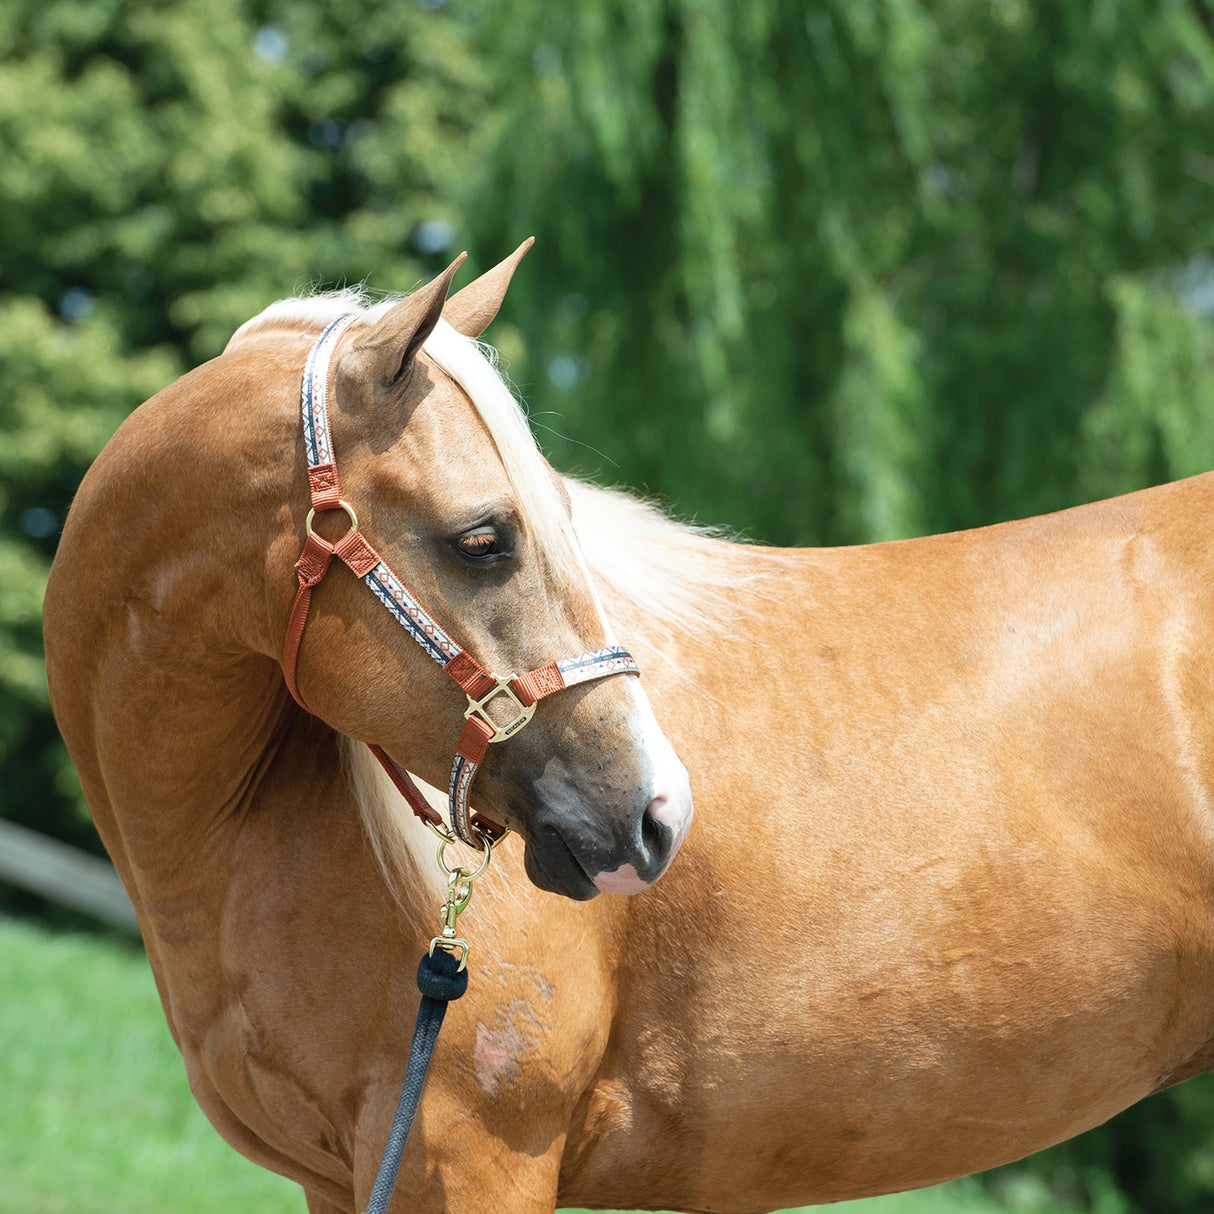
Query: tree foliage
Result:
<box><xmin>0</xmin><ymin>0</ymin><xmax>474</xmax><ymax>848</ymax></box>
<box><xmin>4</xmin><ymin>1</ymin><xmax>1214</xmax><ymax>1209</ymax></box>
<box><xmin>455</xmin><ymin>0</ymin><xmax>1214</xmax><ymax>546</ymax></box>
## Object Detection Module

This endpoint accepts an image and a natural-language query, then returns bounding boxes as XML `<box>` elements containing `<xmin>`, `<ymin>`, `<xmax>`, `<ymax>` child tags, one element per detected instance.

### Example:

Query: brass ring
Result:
<box><xmin>305</xmin><ymin>499</ymin><xmax>358</xmax><ymax>538</ymax></box>
<box><xmin>435</xmin><ymin>833</ymin><xmax>494</xmax><ymax>882</ymax></box>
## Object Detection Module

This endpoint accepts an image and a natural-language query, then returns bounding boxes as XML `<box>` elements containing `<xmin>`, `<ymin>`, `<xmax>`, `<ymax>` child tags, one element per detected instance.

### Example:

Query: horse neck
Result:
<box><xmin>47</xmin><ymin>343</ymin><xmax>344</xmax><ymax>896</ymax></box>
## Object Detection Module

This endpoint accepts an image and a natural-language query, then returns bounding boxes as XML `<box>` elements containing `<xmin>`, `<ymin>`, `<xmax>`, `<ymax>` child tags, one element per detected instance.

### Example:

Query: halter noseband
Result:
<box><xmin>281</xmin><ymin>314</ymin><xmax>640</xmax><ymax>848</ymax></box>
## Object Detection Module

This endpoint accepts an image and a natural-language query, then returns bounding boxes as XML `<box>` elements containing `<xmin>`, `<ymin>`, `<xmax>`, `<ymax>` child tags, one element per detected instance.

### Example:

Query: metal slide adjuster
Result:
<box><xmin>463</xmin><ymin>674</ymin><xmax>536</xmax><ymax>743</ymax></box>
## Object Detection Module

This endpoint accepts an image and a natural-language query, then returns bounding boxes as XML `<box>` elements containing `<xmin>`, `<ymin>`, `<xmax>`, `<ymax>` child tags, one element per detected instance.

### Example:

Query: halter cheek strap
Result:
<box><xmin>282</xmin><ymin>315</ymin><xmax>640</xmax><ymax>848</ymax></box>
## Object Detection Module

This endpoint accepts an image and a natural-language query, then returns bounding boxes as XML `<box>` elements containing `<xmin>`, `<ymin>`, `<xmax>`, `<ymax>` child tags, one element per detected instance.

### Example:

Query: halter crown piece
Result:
<box><xmin>282</xmin><ymin>315</ymin><xmax>641</xmax><ymax>848</ymax></box>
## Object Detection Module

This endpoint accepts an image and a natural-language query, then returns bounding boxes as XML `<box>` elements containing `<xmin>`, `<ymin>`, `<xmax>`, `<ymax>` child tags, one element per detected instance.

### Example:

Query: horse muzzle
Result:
<box><xmin>522</xmin><ymin>753</ymin><xmax>694</xmax><ymax>900</ymax></box>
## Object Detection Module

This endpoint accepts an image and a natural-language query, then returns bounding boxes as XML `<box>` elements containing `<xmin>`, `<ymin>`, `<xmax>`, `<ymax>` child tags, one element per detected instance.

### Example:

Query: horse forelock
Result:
<box><xmin>227</xmin><ymin>290</ymin><xmax>585</xmax><ymax>592</ymax></box>
<box><xmin>421</xmin><ymin>319</ymin><xmax>585</xmax><ymax>595</ymax></box>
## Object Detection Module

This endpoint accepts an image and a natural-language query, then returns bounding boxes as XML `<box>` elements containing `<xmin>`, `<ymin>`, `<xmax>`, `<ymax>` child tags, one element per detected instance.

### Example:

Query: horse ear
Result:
<box><xmin>442</xmin><ymin>238</ymin><xmax>534</xmax><ymax>338</ymax></box>
<box><xmin>354</xmin><ymin>253</ymin><xmax>468</xmax><ymax>384</ymax></box>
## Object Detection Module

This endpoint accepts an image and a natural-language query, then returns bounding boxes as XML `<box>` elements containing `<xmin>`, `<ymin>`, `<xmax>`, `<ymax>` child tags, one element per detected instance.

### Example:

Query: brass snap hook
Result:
<box><xmin>428</xmin><ymin>825</ymin><xmax>498</xmax><ymax>971</ymax></box>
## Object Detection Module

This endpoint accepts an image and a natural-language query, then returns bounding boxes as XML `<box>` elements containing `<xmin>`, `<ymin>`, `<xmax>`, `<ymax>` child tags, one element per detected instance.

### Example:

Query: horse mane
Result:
<box><xmin>229</xmin><ymin>289</ymin><xmax>756</xmax><ymax>900</ymax></box>
<box><xmin>565</xmin><ymin>479</ymin><xmax>760</xmax><ymax>652</ymax></box>
<box><xmin>339</xmin><ymin>732</ymin><xmax>445</xmax><ymax>909</ymax></box>
<box><xmin>228</xmin><ymin>288</ymin><xmax>759</xmax><ymax>632</ymax></box>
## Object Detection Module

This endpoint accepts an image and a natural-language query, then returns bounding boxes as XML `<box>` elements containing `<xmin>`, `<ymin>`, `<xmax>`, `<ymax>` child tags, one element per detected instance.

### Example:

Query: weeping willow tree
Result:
<box><xmin>442</xmin><ymin>10</ymin><xmax>1214</xmax><ymax>1205</ymax></box>
<box><xmin>445</xmin><ymin>0</ymin><xmax>1214</xmax><ymax>549</ymax></box>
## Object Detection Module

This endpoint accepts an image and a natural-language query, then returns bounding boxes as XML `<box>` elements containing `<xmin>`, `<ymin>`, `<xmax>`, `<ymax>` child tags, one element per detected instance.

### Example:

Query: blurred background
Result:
<box><xmin>3</xmin><ymin>1</ymin><xmax>1214</xmax><ymax>1211</ymax></box>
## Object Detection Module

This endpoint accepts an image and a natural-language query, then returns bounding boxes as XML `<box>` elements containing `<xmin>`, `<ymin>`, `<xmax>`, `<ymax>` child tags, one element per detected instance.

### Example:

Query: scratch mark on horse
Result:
<box><xmin>474</xmin><ymin>998</ymin><xmax>542</xmax><ymax>1095</ymax></box>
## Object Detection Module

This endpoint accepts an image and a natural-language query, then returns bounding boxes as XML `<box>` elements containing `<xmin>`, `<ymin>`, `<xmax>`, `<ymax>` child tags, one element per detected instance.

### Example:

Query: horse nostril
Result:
<box><xmin>644</xmin><ymin>790</ymin><xmax>693</xmax><ymax>853</ymax></box>
<box><xmin>641</xmin><ymin>794</ymin><xmax>669</xmax><ymax>853</ymax></box>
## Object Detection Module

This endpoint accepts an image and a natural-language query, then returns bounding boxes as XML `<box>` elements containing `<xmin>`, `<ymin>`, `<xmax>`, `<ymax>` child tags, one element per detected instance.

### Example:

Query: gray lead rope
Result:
<box><xmin>365</xmin><ymin>950</ymin><xmax>468</xmax><ymax>1213</ymax></box>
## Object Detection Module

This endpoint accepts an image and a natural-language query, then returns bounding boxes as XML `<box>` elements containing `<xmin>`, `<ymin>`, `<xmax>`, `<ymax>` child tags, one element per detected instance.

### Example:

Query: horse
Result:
<box><xmin>44</xmin><ymin>244</ymin><xmax>1214</xmax><ymax>1214</ymax></box>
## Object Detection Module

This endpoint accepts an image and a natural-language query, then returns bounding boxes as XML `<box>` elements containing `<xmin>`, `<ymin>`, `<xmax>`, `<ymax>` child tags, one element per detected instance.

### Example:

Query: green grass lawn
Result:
<box><xmin>1</xmin><ymin>915</ymin><xmax>1041</xmax><ymax>1214</ymax></box>
<box><xmin>0</xmin><ymin>916</ymin><xmax>301</xmax><ymax>1214</ymax></box>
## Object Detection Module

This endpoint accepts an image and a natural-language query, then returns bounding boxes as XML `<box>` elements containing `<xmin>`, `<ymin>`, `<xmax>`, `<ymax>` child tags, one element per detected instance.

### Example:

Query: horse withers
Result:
<box><xmin>45</xmin><ymin>243</ymin><xmax>1214</xmax><ymax>1213</ymax></box>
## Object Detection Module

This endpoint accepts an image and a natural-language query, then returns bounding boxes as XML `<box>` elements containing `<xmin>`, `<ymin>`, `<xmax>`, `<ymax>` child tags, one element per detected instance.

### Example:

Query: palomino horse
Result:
<box><xmin>45</xmin><ymin>244</ymin><xmax>1214</xmax><ymax>1213</ymax></box>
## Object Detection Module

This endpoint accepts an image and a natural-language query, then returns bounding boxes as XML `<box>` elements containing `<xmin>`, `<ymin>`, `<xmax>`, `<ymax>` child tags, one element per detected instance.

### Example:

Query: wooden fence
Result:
<box><xmin>0</xmin><ymin>819</ymin><xmax>139</xmax><ymax>935</ymax></box>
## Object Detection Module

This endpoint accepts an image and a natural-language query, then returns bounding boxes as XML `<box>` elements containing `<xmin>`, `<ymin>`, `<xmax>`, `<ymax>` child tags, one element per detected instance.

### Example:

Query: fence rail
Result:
<box><xmin>0</xmin><ymin>819</ymin><xmax>139</xmax><ymax>935</ymax></box>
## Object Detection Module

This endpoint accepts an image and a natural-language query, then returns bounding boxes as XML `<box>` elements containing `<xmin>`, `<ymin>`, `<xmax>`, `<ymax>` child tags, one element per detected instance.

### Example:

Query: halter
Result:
<box><xmin>282</xmin><ymin>314</ymin><xmax>640</xmax><ymax>848</ymax></box>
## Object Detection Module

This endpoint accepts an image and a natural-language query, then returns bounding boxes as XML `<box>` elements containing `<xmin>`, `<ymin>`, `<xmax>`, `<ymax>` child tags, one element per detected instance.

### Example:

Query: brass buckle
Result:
<box><xmin>464</xmin><ymin>674</ymin><xmax>536</xmax><ymax>743</ymax></box>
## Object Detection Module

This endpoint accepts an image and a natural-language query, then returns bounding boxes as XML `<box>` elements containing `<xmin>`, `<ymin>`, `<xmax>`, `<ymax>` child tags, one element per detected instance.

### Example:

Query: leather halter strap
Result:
<box><xmin>282</xmin><ymin>314</ymin><xmax>640</xmax><ymax>848</ymax></box>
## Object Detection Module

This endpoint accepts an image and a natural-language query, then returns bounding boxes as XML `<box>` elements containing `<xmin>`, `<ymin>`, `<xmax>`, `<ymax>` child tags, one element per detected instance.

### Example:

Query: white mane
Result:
<box><xmin>229</xmin><ymin>288</ymin><xmax>757</xmax><ymax>622</ymax></box>
<box><xmin>229</xmin><ymin>285</ymin><xmax>766</xmax><ymax>628</ymax></box>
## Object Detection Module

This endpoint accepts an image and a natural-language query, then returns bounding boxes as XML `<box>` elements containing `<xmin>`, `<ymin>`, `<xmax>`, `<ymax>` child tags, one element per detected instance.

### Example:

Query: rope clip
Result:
<box><xmin>427</xmin><ymin>823</ymin><xmax>497</xmax><ymax>972</ymax></box>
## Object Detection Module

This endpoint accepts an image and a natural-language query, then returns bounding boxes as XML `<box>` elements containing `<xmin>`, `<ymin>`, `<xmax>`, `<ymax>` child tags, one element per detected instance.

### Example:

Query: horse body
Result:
<box><xmin>43</xmin><ymin>250</ymin><xmax>1214</xmax><ymax>1213</ymax></box>
<box><xmin>556</xmin><ymin>477</ymin><xmax>1214</xmax><ymax>1210</ymax></box>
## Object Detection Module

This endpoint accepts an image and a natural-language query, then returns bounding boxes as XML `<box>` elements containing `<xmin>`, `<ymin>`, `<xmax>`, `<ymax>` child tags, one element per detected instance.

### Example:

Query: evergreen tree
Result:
<box><xmin>0</xmin><ymin>0</ymin><xmax>478</xmax><ymax>860</ymax></box>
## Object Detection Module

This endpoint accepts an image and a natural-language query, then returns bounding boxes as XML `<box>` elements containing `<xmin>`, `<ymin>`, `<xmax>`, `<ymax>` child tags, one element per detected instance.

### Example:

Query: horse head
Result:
<box><xmin>248</xmin><ymin>244</ymin><xmax>692</xmax><ymax>900</ymax></box>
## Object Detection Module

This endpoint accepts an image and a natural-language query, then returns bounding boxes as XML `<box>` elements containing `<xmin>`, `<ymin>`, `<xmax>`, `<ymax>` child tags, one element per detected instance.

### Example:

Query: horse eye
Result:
<box><xmin>453</xmin><ymin>527</ymin><xmax>505</xmax><ymax>561</ymax></box>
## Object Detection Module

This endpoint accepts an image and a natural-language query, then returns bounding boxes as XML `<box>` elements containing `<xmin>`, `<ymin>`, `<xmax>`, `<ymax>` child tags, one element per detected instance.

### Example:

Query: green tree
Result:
<box><xmin>0</xmin><ymin>0</ymin><xmax>480</xmax><ymax>870</ymax></box>
<box><xmin>440</xmin><ymin>4</ymin><xmax>1214</xmax><ymax>1209</ymax></box>
<box><xmin>2</xmin><ymin>0</ymin><xmax>297</xmax><ymax>867</ymax></box>
<box><xmin>449</xmin><ymin>0</ymin><xmax>1214</xmax><ymax>548</ymax></box>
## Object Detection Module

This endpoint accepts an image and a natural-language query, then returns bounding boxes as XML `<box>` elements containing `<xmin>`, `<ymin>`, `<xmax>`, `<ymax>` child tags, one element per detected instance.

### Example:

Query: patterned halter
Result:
<box><xmin>282</xmin><ymin>315</ymin><xmax>640</xmax><ymax>847</ymax></box>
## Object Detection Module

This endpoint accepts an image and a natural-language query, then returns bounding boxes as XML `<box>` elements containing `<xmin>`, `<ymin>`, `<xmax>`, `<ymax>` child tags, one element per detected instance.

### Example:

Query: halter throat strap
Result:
<box><xmin>282</xmin><ymin>314</ymin><xmax>639</xmax><ymax>848</ymax></box>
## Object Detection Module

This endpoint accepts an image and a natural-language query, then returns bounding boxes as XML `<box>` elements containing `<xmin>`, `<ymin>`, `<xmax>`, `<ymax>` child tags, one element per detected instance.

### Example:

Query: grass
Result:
<box><xmin>0</xmin><ymin>916</ymin><xmax>300</xmax><ymax>1214</ymax></box>
<box><xmin>1</xmin><ymin>915</ymin><xmax>1042</xmax><ymax>1214</ymax></box>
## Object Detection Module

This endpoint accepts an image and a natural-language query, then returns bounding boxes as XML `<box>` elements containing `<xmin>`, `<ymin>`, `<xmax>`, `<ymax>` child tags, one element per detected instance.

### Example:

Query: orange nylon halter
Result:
<box><xmin>282</xmin><ymin>314</ymin><xmax>641</xmax><ymax>848</ymax></box>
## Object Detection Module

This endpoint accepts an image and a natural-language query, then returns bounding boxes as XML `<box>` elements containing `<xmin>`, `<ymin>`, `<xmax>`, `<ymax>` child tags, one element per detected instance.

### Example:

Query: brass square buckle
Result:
<box><xmin>464</xmin><ymin>674</ymin><xmax>536</xmax><ymax>743</ymax></box>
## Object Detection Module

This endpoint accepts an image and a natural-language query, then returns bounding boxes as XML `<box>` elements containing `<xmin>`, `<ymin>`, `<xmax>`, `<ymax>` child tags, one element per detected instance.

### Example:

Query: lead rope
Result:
<box><xmin>365</xmin><ymin>951</ymin><xmax>466</xmax><ymax>1214</ymax></box>
<box><xmin>365</xmin><ymin>831</ymin><xmax>491</xmax><ymax>1214</ymax></box>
